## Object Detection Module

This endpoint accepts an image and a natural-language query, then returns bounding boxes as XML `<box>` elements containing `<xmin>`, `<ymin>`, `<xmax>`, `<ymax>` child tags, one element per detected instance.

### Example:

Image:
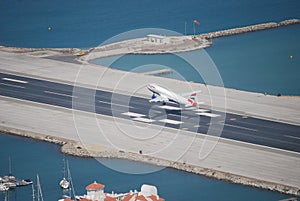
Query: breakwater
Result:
<box><xmin>199</xmin><ymin>19</ymin><xmax>300</xmax><ymax>39</ymax></box>
<box><xmin>0</xmin><ymin>19</ymin><xmax>299</xmax><ymax>62</ymax></box>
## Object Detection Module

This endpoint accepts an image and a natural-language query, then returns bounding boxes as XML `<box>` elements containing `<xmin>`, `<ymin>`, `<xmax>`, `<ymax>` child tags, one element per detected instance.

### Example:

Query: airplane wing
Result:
<box><xmin>180</xmin><ymin>90</ymin><xmax>201</xmax><ymax>97</ymax></box>
<box><xmin>149</xmin><ymin>95</ymin><xmax>169</xmax><ymax>103</ymax></box>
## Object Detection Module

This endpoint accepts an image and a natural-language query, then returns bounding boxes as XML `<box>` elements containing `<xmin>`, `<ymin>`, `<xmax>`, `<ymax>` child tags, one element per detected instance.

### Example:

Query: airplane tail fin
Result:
<box><xmin>186</xmin><ymin>93</ymin><xmax>197</xmax><ymax>108</ymax></box>
<box><xmin>186</xmin><ymin>92</ymin><xmax>203</xmax><ymax>108</ymax></box>
<box><xmin>189</xmin><ymin>93</ymin><xmax>197</xmax><ymax>101</ymax></box>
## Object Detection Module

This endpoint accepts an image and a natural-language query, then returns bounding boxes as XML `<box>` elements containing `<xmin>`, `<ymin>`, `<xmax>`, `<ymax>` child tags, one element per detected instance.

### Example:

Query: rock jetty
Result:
<box><xmin>199</xmin><ymin>19</ymin><xmax>300</xmax><ymax>39</ymax></box>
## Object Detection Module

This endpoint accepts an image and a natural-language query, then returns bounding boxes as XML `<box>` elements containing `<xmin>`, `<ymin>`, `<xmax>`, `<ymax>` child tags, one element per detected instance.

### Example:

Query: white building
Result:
<box><xmin>146</xmin><ymin>34</ymin><xmax>169</xmax><ymax>44</ymax></box>
<box><xmin>84</xmin><ymin>181</ymin><xmax>106</xmax><ymax>201</ymax></box>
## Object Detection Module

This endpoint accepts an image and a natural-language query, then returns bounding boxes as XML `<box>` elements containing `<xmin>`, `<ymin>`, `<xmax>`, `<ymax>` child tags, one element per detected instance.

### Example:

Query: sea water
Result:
<box><xmin>0</xmin><ymin>0</ymin><xmax>299</xmax><ymax>48</ymax></box>
<box><xmin>93</xmin><ymin>24</ymin><xmax>300</xmax><ymax>95</ymax></box>
<box><xmin>0</xmin><ymin>0</ymin><xmax>299</xmax><ymax>95</ymax></box>
<box><xmin>0</xmin><ymin>1</ymin><xmax>299</xmax><ymax>200</ymax></box>
<box><xmin>0</xmin><ymin>133</ymin><xmax>292</xmax><ymax>201</ymax></box>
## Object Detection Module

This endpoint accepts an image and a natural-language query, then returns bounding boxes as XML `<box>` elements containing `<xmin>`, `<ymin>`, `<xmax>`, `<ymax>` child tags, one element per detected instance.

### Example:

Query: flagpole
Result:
<box><xmin>193</xmin><ymin>22</ymin><xmax>195</xmax><ymax>37</ymax></box>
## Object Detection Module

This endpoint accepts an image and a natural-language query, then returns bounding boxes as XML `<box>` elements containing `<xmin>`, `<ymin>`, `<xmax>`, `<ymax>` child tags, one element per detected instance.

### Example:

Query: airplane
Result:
<box><xmin>147</xmin><ymin>83</ymin><xmax>202</xmax><ymax>108</ymax></box>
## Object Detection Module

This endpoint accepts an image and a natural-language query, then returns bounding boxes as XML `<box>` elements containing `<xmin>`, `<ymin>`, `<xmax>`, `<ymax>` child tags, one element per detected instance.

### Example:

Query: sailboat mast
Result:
<box><xmin>8</xmin><ymin>157</ymin><xmax>11</xmax><ymax>175</ymax></box>
<box><xmin>36</xmin><ymin>175</ymin><xmax>44</xmax><ymax>201</ymax></box>
<box><xmin>32</xmin><ymin>183</ymin><xmax>35</xmax><ymax>201</ymax></box>
<box><xmin>66</xmin><ymin>160</ymin><xmax>76</xmax><ymax>199</ymax></box>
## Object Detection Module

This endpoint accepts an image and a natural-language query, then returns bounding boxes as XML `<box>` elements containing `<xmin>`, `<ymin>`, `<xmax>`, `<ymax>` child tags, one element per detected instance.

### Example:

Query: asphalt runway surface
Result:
<box><xmin>1</xmin><ymin>72</ymin><xmax>299</xmax><ymax>152</ymax></box>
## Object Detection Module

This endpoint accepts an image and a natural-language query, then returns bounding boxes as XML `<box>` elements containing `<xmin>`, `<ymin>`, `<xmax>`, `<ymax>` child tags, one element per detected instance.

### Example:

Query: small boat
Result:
<box><xmin>59</xmin><ymin>178</ymin><xmax>70</xmax><ymax>189</ymax></box>
<box><xmin>59</xmin><ymin>159</ymin><xmax>70</xmax><ymax>189</ymax></box>
<box><xmin>0</xmin><ymin>183</ymin><xmax>9</xmax><ymax>191</ymax></box>
<box><xmin>22</xmin><ymin>179</ymin><xmax>33</xmax><ymax>185</ymax></box>
<box><xmin>58</xmin><ymin>162</ymin><xmax>76</xmax><ymax>201</ymax></box>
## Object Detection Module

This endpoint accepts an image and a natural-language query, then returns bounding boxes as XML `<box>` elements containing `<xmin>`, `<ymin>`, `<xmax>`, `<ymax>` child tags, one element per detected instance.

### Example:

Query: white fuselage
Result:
<box><xmin>147</xmin><ymin>84</ymin><xmax>195</xmax><ymax>107</ymax></box>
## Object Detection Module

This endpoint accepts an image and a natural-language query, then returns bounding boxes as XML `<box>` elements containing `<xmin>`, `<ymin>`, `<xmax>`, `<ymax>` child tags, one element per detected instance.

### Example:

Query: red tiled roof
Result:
<box><xmin>135</xmin><ymin>195</ymin><xmax>148</xmax><ymax>201</ymax></box>
<box><xmin>78</xmin><ymin>198</ymin><xmax>92</xmax><ymax>201</ymax></box>
<box><xmin>148</xmin><ymin>195</ymin><xmax>165</xmax><ymax>201</ymax></box>
<box><xmin>122</xmin><ymin>193</ymin><xmax>135</xmax><ymax>201</ymax></box>
<box><xmin>104</xmin><ymin>196</ymin><xmax>117</xmax><ymax>201</ymax></box>
<box><xmin>86</xmin><ymin>181</ymin><xmax>105</xmax><ymax>190</ymax></box>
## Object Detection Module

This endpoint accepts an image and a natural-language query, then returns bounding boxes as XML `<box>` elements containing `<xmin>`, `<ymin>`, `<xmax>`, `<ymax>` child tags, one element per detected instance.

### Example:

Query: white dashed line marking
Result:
<box><xmin>196</xmin><ymin>113</ymin><xmax>220</xmax><ymax>117</ymax></box>
<box><xmin>284</xmin><ymin>135</ymin><xmax>300</xmax><ymax>140</ymax></box>
<box><xmin>194</xmin><ymin>109</ymin><xmax>209</xmax><ymax>113</ymax></box>
<box><xmin>225</xmin><ymin>124</ymin><xmax>258</xmax><ymax>132</ymax></box>
<box><xmin>44</xmin><ymin>90</ymin><xmax>75</xmax><ymax>98</ymax></box>
<box><xmin>159</xmin><ymin>119</ymin><xmax>183</xmax><ymax>125</ymax></box>
<box><xmin>0</xmin><ymin>83</ymin><xmax>25</xmax><ymax>89</ymax></box>
<box><xmin>122</xmin><ymin>112</ymin><xmax>145</xmax><ymax>118</ymax></box>
<box><xmin>2</xmin><ymin>77</ymin><xmax>28</xmax><ymax>84</ymax></box>
<box><xmin>159</xmin><ymin>105</ymin><xmax>182</xmax><ymax>110</ymax></box>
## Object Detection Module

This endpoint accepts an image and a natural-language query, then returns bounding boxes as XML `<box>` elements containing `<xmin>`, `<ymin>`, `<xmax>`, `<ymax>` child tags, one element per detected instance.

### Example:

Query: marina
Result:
<box><xmin>0</xmin><ymin>133</ymin><xmax>293</xmax><ymax>201</ymax></box>
<box><xmin>0</xmin><ymin>175</ymin><xmax>32</xmax><ymax>191</ymax></box>
<box><xmin>0</xmin><ymin>158</ymin><xmax>33</xmax><ymax>191</ymax></box>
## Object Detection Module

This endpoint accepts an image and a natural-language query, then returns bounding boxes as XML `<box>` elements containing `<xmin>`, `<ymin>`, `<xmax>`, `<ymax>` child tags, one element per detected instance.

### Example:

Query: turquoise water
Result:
<box><xmin>0</xmin><ymin>1</ymin><xmax>300</xmax><ymax>200</ymax></box>
<box><xmin>0</xmin><ymin>133</ymin><xmax>292</xmax><ymax>201</ymax></box>
<box><xmin>1</xmin><ymin>0</ymin><xmax>299</xmax><ymax>94</ymax></box>
<box><xmin>0</xmin><ymin>0</ymin><xmax>299</xmax><ymax>48</ymax></box>
<box><xmin>93</xmin><ymin>24</ymin><xmax>300</xmax><ymax>95</ymax></box>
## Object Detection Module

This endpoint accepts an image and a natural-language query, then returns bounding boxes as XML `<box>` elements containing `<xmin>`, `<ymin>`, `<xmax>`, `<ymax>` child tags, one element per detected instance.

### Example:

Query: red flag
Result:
<box><xmin>194</xmin><ymin>20</ymin><xmax>200</xmax><ymax>26</ymax></box>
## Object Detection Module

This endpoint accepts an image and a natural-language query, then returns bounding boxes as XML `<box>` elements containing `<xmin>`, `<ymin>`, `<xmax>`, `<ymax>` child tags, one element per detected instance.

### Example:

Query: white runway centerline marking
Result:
<box><xmin>159</xmin><ymin>119</ymin><xmax>183</xmax><ymax>125</ymax></box>
<box><xmin>44</xmin><ymin>90</ymin><xmax>75</xmax><ymax>98</ymax></box>
<box><xmin>2</xmin><ymin>77</ymin><xmax>28</xmax><ymax>84</ymax></box>
<box><xmin>0</xmin><ymin>83</ymin><xmax>25</xmax><ymax>89</ymax></box>
<box><xmin>196</xmin><ymin>112</ymin><xmax>220</xmax><ymax>117</ymax></box>
<box><xmin>225</xmin><ymin>124</ymin><xmax>258</xmax><ymax>132</ymax></box>
<box><xmin>122</xmin><ymin>112</ymin><xmax>145</xmax><ymax>118</ymax></box>
<box><xmin>284</xmin><ymin>135</ymin><xmax>300</xmax><ymax>140</ymax></box>
<box><xmin>132</xmin><ymin>117</ymin><xmax>155</xmax><ymax>123</ymax></box>
<box><xmin>99</xmin><ymin>100</ymin><xmax>133</xmax><ymax>108</ymax></box>
<box><xmin>159</xmin><ymin>105</ymin><xmax>182</xmax><ymax>110</ymax></box>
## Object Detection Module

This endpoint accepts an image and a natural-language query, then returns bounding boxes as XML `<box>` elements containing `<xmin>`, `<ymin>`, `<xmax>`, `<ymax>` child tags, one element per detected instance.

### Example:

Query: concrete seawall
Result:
<box><xmin>199</xmin><ymin>19</ymin><xmax>300</xmax><ymax>39</ymax></box>
<box><xmin>1</xmin><ymin>125</ymin><xmax>299</xmax><ymax>196</ymax></box>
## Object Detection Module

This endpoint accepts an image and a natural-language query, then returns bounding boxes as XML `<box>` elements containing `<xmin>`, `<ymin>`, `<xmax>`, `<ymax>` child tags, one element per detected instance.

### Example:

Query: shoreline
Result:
<box><xmin>1</xmin><ymin>126</ymin><xmax>299</xmax><ymax>196</ymax></box>
<box><xmin>0</xmin><ymin>18</ymin><xmax>299</xmax><ymax>197</ymax></box>
<box><xmin>0</xmin><ymin>19</ymin><xmax>298</xmax><ymax>61</ymax></box>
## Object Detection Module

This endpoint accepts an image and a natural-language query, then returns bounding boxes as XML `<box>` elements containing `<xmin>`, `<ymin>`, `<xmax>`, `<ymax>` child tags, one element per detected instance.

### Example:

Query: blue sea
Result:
<box><xmin>93</xmin><ymin>24</ymin><xmax>300</xmax><ymax>95</ymax></box>
<box><xmin>0</xmin><ymin>0</ymin><xmax>300</xmax><ymax>200</ymax></box>
<box><xmin>1</xmin><ymin>0</ymin><xmax>300</xmax><ymax>95</ymax></box>
<box><xmin>0</xmin><ymin>133</ymin><xmax>292</xmax><ymax>201</ymax></box>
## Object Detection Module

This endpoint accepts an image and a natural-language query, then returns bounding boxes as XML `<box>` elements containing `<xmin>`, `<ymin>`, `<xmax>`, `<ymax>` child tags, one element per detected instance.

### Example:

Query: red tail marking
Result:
<box><xmin>188</xmin><ymin>98</ymin><xmax>194</xmax><ymax>104</ymax></box>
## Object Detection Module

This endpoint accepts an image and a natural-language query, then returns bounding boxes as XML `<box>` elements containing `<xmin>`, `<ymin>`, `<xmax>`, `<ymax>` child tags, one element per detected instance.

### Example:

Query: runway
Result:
<box><xmin>1</xmin><ymin>72</ymin><xmax>299</xmax><ymax>152</ymax></box>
